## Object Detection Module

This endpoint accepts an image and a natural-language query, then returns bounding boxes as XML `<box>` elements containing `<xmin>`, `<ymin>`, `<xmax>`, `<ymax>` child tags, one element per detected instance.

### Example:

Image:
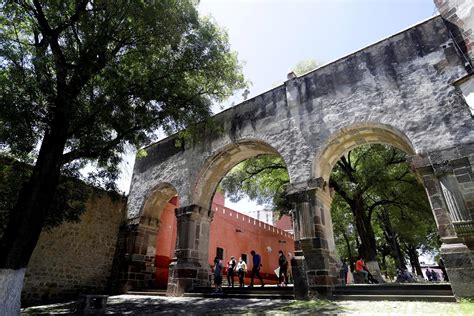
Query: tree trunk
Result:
<box><xmin>0</xmin><ymin>111</ymin><xmax>69</xmax><ymax>315</ymax></box>
<box><xmin>351</xmin><ymin>196</ymin><xmax>384</xmax><ymax>282</ymax></box>
<box><xmin>0</xmin><ymin>269</ymin><xmax>26</xmax><ymax>316</ymax></box>
<box><xmin>406</xmin><ymin>245</ymin><xmax>423</xmax><ymax>276</ymax></box>
<box><xmin>352</xmin><ymin>196</ymin><xmax>377</xmax><ymax>262</ymax></box>
<box><xmin>378</xmin><ymin>210</ymin><xmax>406</xmax><ymax>270</ymax></box>
<box><xmin>342</xmin><ymin>232</ymin><xmax>354</xmax><ymax>271</ymax></box>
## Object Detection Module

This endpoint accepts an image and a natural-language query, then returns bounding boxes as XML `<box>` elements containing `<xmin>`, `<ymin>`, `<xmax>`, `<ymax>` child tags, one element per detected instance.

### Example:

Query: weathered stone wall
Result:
<box><xmin>435</xmin><ymin>0</ymin><xmax>474</xmax><ymax>65</ymax></box>
<box><xmin>128</xmin><ymin>16</ymin><xmax>474</xmax><ymax>217</ymax></box>
<box><xmin>21</xmin><ymin>189</ymin><xmax>126</xmax><ymax>306</ymax></box>
<box><xmin>127</xmin><ymin>14</ymin><xmax>474</xmax><ymax>298</ymax></box>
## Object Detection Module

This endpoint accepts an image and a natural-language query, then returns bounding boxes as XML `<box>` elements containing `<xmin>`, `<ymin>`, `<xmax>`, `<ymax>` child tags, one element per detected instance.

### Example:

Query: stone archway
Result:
<box><xmin>119</xmin><ymin>183</ymin><xmax>178</xmax><ymax>291</ymax></box>
<box><xmin>285</xmin><ymin>123</ymin><xmax>418</xmax><ymax>296</ymax></box>
<box><xmin>313</xmin><ymin>123</ymin><xmax>416</xmax><ymax>182</ymax></box>
<box><xmin>167</xmin><ymin>139</ymin><xmax>287</xmax><ymax>295</ymax></box>
<box><xmin>126</xmin><ymin>13</ymin><xmax>474</xmax><ymax>298</ymax></box>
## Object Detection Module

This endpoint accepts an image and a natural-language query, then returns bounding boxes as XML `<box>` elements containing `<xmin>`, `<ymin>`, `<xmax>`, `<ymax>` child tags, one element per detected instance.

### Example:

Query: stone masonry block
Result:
<box><xmin>456</xmin><ymin>174</ymin><xmax>472</xmax><ymax>183</ymax></box>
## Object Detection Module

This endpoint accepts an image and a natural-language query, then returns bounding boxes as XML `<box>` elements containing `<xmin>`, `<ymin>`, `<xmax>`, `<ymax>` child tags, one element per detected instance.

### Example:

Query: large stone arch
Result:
<box><xmin>141</xmin><ymin>182</ymin><xmax>178</xmax><ymax>220</ymax></box>
<box><xmin>125</xmin><ymin>15</ymin><xmax>474</xmax><ymax>298</ymax></box>
<box><xmin>167</xmin><ymin>138</ymin><xmax>289</xmax><ymax>295</ymax></box>
<box><xmin>288</xmin><ymin>123</ymin><xmax>417</xmax><ymax>292</ymax></box>
<box><xmin>192</xmin><ymin>138</ymin><xmax>284</xmax><ymax>208</ymax></box>
<box><xmin>313</xmin><ymin>123</ymin><xmax>416</xmax><ymax>181</ymax></box>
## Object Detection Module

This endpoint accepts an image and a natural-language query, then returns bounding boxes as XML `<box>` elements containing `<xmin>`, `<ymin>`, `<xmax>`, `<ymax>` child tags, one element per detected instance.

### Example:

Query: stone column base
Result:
<box><xmin>167</xmin><ymin>259</ymin><xmax>211</xmax><ymax>296</ymax></box>
<box><xmin>441</xmin><ymin>243</ymin><xmax>474</xmax><ymax>299</ymax></box>
<box><xmin>291</xmin><ymin>251</ymin><xmax>309</xmax><ymax>300</ymax></box>
<box><xmin>301</xmin><ymin>241</ymin><xmax>338</xmax><ymax>297</ymax></box>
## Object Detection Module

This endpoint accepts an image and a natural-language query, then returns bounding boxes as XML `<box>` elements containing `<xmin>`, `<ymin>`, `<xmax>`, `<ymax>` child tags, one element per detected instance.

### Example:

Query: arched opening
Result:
<box><xmin>136</xmin><ymin>183</ymin><xmax>179</xmax><ymax>290</ymax></box>
<box><xmin>313</xmin><ymin>123</ymin><xmax>415</xmax><ymax>182</ymax></box>
<box><xmin>208</xmin><ymin>155</ymin><xmax>295</xmax><ymax>288</ymax></box>
<box><xmin>308</xmin><ymin>123</ymin><xmax>447</xmax><ymax>289</ymax></box>
<box><xmin>168</xmin><ymin>139</ymin><xmax>296</xmax><ymax>293</ymax></box>
<box><xmin>192</xmin><ymin>139</ymin><xmax>281</xmax><ymax>208</ymax></box>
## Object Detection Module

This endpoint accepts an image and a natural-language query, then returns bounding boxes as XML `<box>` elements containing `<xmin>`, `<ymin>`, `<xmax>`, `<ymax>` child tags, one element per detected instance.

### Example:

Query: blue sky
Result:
<box><xmin>119</xmin><ymin>0</ymin><xmax>437</xmax><ymax>216</ymax></box>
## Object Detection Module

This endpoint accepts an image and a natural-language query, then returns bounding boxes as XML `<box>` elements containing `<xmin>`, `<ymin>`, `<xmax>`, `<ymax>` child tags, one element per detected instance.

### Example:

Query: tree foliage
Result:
<box><xmin>0</xmin><ymin>0</ymin><xmax>246</xmax><ymax>185</ymax></box>
<box><xmin>292</xmin><ymin>59</ymin><xmax>321</xmax><ymax>75</ymax></box>
<box><xmin>330</xmin><ymin>144</ymin><xmax>438</xmax><ymax>275</ymax></box>
<box><xmin>0</xmin><ymin>0</ymin><xmax>247</xmax><ymax>294</ymax></box>
<box><xmin>220</xmin><ymin>154</ymin><xmax>289</xmax><ymax>215</ymax></box>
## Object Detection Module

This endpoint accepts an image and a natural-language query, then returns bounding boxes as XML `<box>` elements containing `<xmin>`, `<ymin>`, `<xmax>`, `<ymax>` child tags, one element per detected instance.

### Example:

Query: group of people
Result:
<box><xmin>343</xmin><ymin>256</ymin><xmax>449</xmax><ymax>284</ymax></box>
<box><xmin>212</xmin><ymin>250</ymin><xmax>290</xmax><ymax>293</ymax></box>
<box><xmin>425</xmin><ymin>268</ymin><xmax>443</xmax><ymax>282</ymax></box>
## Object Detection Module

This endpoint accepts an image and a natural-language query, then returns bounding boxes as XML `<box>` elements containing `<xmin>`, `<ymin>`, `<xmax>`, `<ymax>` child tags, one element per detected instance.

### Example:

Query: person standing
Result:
<box><xmin>227</xmin><ymin>256</ymin><xmax>237</xmax><ymax>287</ymax></box>
<box><xmin>212</xmin><ymin>257</ymin><xmax>223</xmax><ymax>294</ymax></box>
<box><xmin>425</xmin><ymin>269</ymin><xmax>432</xmax><ymax>281</ymax></box>
<box><xmin>342</xmin><ymin>260</ymin><xmax>349</xmax><ymax>285</ymax></box>
<box><xmin>278</xmin><ymin>250</ymin><xmax>289</xmax><ymax>286</ymax></box>
<box><xmin>236</xmin><ymin>257</ymin><xmax>247</xmax><ymax>287</ymax></box>
<box><xmin>249</xmin><ymin>250</ymin><xmax>264</xmax><ymax>287</ymax></box>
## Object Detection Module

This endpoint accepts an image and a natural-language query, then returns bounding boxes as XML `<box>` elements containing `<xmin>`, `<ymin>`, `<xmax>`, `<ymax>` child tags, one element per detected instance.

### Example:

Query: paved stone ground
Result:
<box><xmin>22</xmin><ymin>295</ymin><xmax>474</xmax><ymax>315</ymax></box>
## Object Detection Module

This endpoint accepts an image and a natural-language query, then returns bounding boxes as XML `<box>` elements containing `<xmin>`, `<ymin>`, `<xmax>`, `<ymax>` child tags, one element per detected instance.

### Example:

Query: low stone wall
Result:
<box><xmin>21</xmin><ymin>189</ymin><xmax>127</xmax><ymax>306</ymax></box>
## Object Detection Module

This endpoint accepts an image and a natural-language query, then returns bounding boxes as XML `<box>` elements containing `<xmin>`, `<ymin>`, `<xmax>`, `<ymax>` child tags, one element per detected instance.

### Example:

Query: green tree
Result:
<box><xmin>331</xmin><ymin>194</ymin><xmax>358</xmax><ymax>271</ymax></box>
<box><xmin>0</xmin><ymin>1</ymin><xmax>245</xmax><ymax>312</ymax></box>
<box><xmin>220</xmin><ymin>154</ymin><xmax>289</xmax><ymax>216</ymax></box>
<box><xmin>292</xmin><ymin>59</ymin><xmax>321</xmax><ymax>75</ymax></box>
<box><xmin>329</xmin><ymin>144</ymin><xmax>436</xmax><ymax>280</ymax></box>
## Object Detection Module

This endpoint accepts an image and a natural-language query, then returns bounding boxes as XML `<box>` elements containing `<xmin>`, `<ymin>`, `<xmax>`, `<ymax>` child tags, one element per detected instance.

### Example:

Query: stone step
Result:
<box><xmin>183</xmin><ymin>292</ymin><xmax>295</xmax><ymax>300</ymax></box>
<box><xmin>191</xmin><ymin>286</ymin><xmax>294</xmax><ymax>295</ymax></box>
<box><xmin>332</xmin><ymin>294</ymin><xmax>457</xmax><ymax>302</ymax></box>
<box><xmin>127</xmin><ymin>290</ymin><xmax>167</xmax><ymax>296</ymax></box>
<box><xmin>333</xmin><ymin>283</ymin><xmax>454</xmax><ymax>296</ymax></box>
<box><xmin>186</xmin><ymin>285</ymin><xmax>295</xmax><ymax>299</ymax></box>
<box><xmin>332</xmin><ymin>283</ymin><xmax>455</xmax><ymax>302</ymax></box>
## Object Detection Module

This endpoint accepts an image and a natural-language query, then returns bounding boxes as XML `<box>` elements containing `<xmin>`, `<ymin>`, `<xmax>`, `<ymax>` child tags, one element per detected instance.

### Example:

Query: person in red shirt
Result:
<box><xmin>355</xmin><ymin>256</ymin><xmax>368</xmax><ymax>283</ymax></box>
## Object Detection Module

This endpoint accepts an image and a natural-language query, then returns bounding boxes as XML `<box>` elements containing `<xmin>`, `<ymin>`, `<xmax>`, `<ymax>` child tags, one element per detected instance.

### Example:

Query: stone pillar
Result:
<box><xmin>128</xmin><ymin>217</ymin><xmax>159</xmax><ymax>290</ymax></box>
<box><xmin>410</xmin><ymin>149</ymin><xmax>474</xmax><ymax>299</ymax></box>
<box><xmin>287</xmin><ymin>178</ymin><xmax>339</xmax><ymax>298</ymax></box>
<box><xmin>111</xmin><ymin>216</ymin><xmax>159</xmax><ymax>293</ymax></box>
<box><xmin>167</xmin><ymin>204</ymin><xmax>213</xmax><ymax>296</ymax></box>
<box><xmin>434</xmin><ymin>0</ymin><xmax>474</xmax><ymax>68</ymax></box>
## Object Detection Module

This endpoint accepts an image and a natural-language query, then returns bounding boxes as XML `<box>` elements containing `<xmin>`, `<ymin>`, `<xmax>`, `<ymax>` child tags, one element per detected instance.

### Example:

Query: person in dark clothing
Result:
<box><xmin>227</xmin><ymin>256</ymin><xmax>237</xmax><ymax>287</ymax></box>
<box><xmin>342</xmin><ymin>260</ymin><xmax>349</xmax><ymax>285</ymax></box>
<box><xmin>278</xmin><ymin>250</ymin><xmax>289</xmax><ymax>286</ymax></box>
<box><xmin>212</xmin><ymin>257</ymin><xmax>223</xmax><ymax>294</ymax></box>
<box><xmin>426</xmin><ymin>269</ymin><xmax>432</xmax><ymax>281</ymax></box>
<box><xmin>248</xmin><ymin>250</ymin><xmax>264</xmax><ymax>287</ymax></box>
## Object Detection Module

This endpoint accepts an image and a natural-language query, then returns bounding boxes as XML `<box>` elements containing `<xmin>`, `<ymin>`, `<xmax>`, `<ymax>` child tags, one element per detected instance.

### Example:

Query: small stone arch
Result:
<box><xmin>141</xmin><ymin>182</ymin><xmax>178</xmax><ymax>220</ymax></box>
<box><xmin>313</xmin><ymin>123</ymin><xmax>416</xmax><ymax>182</ymax></box>
<box><xmin>119</xmin><ymin>182</ymin><xmax>178</xmax><ymax>291</ymax></box>
<box><xmin>191</xmin><ymin>138</ymin><xmax>286</xmax><ymax>208</ymax></box>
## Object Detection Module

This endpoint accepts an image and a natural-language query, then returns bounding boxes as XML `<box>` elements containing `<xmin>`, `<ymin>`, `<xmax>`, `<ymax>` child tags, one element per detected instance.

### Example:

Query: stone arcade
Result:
<box><xmin>123</xmin><ymin>12</ymin><xmax>474</xmax><ymax>298</ymax></box>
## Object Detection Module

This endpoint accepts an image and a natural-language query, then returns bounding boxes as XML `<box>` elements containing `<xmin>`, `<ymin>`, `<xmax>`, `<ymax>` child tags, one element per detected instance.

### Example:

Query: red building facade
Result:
<box><xmin>154</xmin><ymin>193</ymin><xmax>295</xmax><ymax>288</ymax></box>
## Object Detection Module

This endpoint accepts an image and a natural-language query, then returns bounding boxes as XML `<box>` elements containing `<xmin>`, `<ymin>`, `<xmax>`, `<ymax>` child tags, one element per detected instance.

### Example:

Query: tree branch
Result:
<box><xmin>61</xmin><ymin>126</ymin><xmax>141</xmax><ymax>163</ymax></box>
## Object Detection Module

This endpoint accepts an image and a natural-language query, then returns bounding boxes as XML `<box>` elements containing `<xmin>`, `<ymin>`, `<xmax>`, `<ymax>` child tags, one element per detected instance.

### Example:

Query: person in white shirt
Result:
<box><xmin>235</xmin><ymin>257</ymin><xmax>247</xmax><ymax>287</ymax></box>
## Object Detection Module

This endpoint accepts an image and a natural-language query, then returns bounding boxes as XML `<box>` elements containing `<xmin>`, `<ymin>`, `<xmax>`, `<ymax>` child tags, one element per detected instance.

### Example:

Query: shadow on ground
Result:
<box><xmin>22</xmin><ymin>295</ymin><xmax>345</xmax><ymax>315</ymax></box>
